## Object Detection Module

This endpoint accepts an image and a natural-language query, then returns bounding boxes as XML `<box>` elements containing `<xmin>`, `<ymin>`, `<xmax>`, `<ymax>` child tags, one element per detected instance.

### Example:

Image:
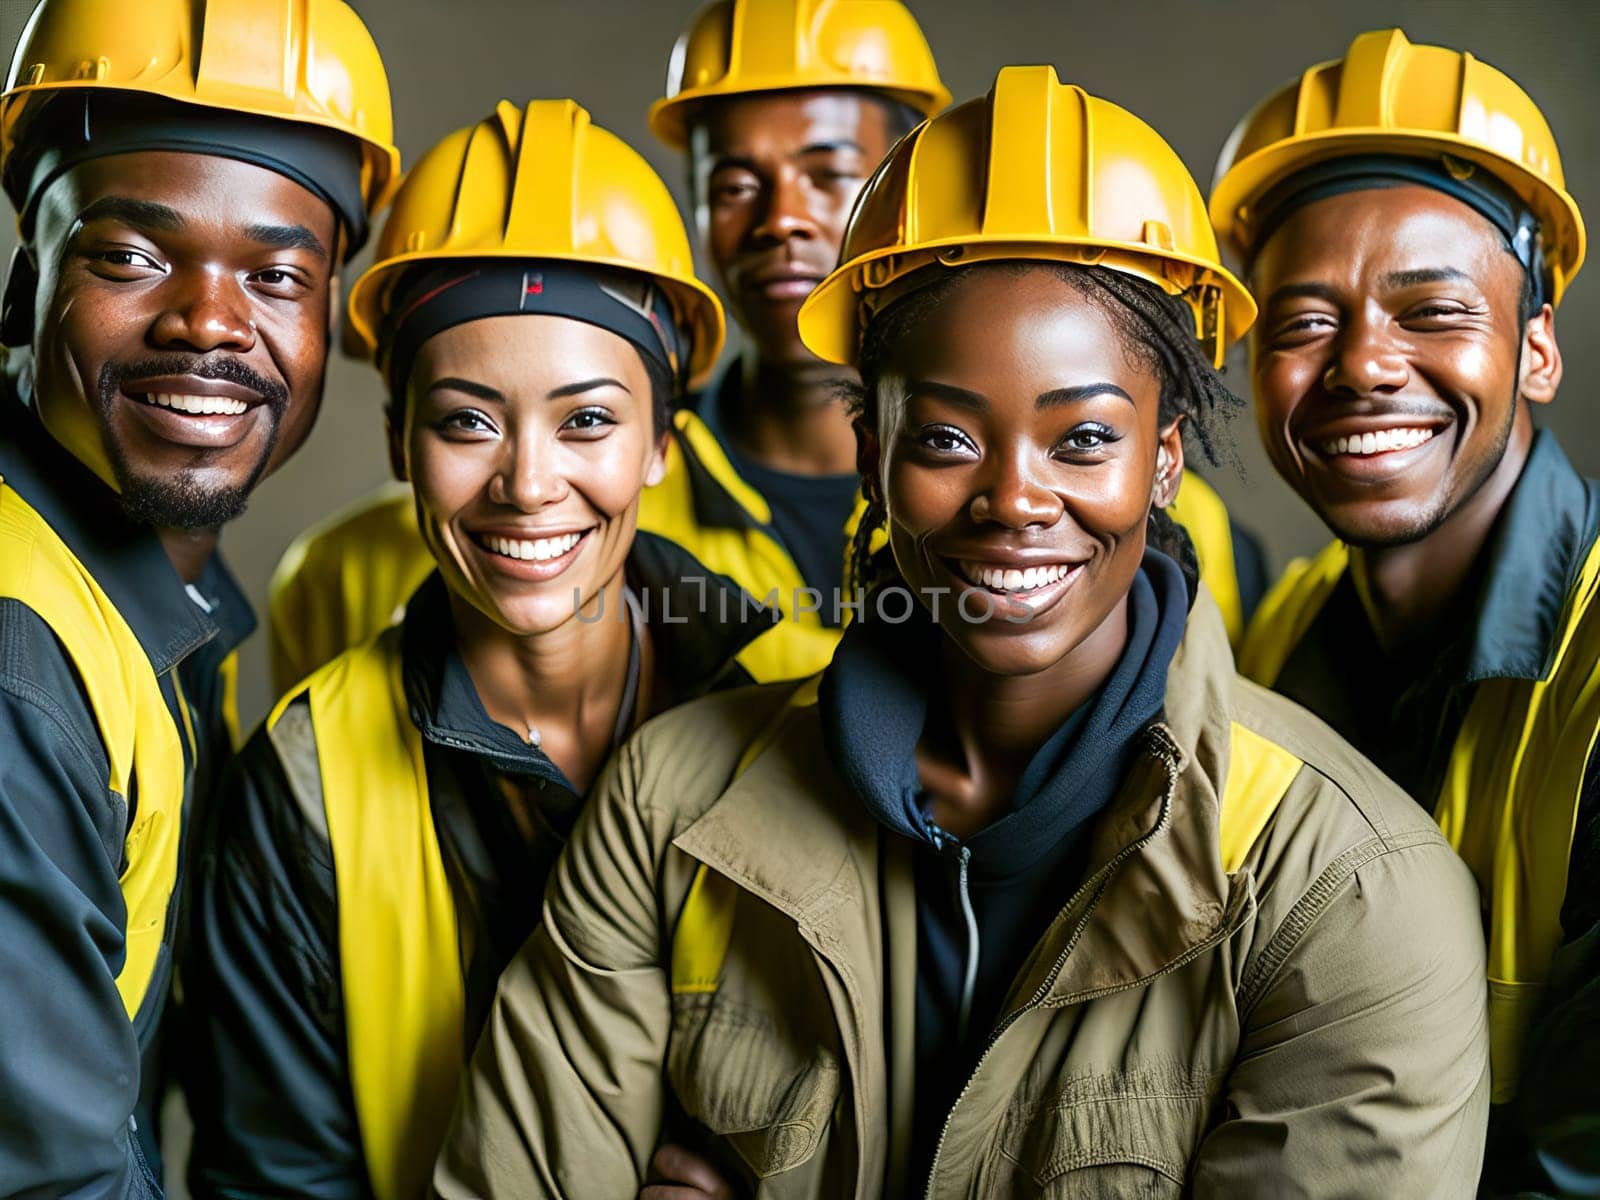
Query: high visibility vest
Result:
<box><xmin>671</xmin><ymin>679</ymin><xmax>1303</xmax><ymax>997</ymax></box>
<box><xmin>0</xmin><ymin>476</ymin><xmax>188</xmax><ymax>1020</ymax></box>
<box><xmin>1167</xmin><ymin>472</ymin><xmax>1246</xmax><ymax>646</ymax></box>
<box><xmin>637</xmin><ymin>410</ymin><xmax>852</xmax><ymax>682</ymax></box>
<box><xmin>1239</xmin><ymin>537</ymin><xmax>1600</xmax><ymax>1102</ymax></box>
<box><xmin>269</xmin><ymin>628</ymin><xmax>462</xmax><ymax>1200</ymax></box>
<box><xmin>267</xmin><ymin>481</ymin><xmax>433</xmax><ymax>695</ymax></box>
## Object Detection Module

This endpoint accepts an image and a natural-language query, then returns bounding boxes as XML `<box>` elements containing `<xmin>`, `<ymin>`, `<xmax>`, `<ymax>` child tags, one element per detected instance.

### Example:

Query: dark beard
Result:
<box><xmin>1333</xmin><ymin>388</ymin><xmax>1520</xmax><ymax>551</ymax></box>
<box><xmin>96</xmin><ymin>355</ymin><xmax>287</xmax><ymax>530</ymax></box>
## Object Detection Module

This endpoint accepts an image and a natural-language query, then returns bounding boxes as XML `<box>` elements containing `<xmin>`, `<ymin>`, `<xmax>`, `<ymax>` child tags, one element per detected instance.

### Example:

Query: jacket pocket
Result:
<box><xmin>988</xmin><ymin>1067</ymin><xmax>1215</xmax><ymax>1197</ymax></box>
<box><xmin>667</xmin><ymin>993</ymin><xmax>841</xmax><ymax>1178</ymax></box>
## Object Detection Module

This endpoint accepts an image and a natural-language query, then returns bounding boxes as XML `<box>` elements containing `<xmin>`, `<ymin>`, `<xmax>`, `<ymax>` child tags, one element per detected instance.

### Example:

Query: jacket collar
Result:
<box><xmin>0</xmin><ymin>383</ymin><xmax>245</xmax><ymax>674</ymax></box>
<box><xmin>1459</xmin><ymin>428</ymin><xmax>1600</xmax><ymax>684</ymax></box>
<box><xmin>672</xmin><ymin>366</ymin><xmax>777</xmax><ymax>534</ymax></box>
<box><xmin>401</xmin><ymin>532</ymin><xmax>776</xmax><ymax>782</ymax></box>
<box><xmin>676</xmin><ymin>591</ymin><xmax>1249</xmax><ymax>1010</ymax></box>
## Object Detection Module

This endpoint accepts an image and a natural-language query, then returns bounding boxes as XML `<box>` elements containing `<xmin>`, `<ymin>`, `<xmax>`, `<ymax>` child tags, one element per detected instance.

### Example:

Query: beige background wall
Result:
<box><xmin>3</xmin><ymin>0</ymin><xmax>1598</xmax><ymax>727</ymax></box>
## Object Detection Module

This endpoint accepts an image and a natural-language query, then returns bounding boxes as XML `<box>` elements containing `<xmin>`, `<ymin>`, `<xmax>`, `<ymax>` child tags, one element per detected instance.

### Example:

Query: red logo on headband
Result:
<box><xmin>524</xmin><ymin>272</ymin><xmax>543</xmax><ymax>296</ymax></box>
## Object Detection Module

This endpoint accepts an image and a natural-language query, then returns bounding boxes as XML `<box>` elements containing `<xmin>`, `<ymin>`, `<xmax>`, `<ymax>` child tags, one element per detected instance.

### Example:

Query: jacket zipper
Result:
<box><xmin>953</xmin><ymin>845</ymin><xmax>977</xmax><ymax>1044</ymax></box>
<box><xmin>921</xmin><ymin>735</ymin><xmax>1182</xmax><ymax>1197</ymax></box>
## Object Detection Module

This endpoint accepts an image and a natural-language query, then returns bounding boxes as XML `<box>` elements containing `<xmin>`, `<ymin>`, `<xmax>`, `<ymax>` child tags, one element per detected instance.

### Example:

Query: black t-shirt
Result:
<box><xmin>725</xmin><ymin>451</ymin><xmax>857</xmax><ymax>619</ymax></box>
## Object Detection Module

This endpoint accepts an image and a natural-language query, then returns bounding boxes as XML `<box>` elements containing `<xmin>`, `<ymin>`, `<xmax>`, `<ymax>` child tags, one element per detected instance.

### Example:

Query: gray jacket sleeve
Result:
<box><xmin>0</xmin><ymin>600</ymin><xmax>162</xmax><ymax>1199</ymax></box>
<box><xmin>181</xmin><ymin>697</ymin><xmax>372</xmax><ymax>1200</ymax></box>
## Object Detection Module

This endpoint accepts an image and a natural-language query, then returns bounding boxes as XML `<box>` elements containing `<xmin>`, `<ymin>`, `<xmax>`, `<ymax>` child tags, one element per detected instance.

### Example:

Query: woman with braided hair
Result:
<box><xmin>437</xmin><ymin>70</ymin><xmax>1490</xmax><ymax>1199</ymax></box>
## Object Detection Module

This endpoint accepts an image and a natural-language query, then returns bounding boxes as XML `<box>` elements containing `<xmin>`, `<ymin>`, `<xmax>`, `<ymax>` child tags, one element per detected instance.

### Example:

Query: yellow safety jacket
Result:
<box><xmin>1240</xmin><ymin>531</ymin><xmax>1600</xmax><ymax>1103</ymax></box>
<box><xmin>268</xmin><ymin>480</ymin><xmax>433</xmax><ymax>695</ymax></box>
<box><xmin>0</xmin><ymin>475</ymin><xmax>187</xmax><ymax>1020</ymax></box>
<box><xmin>269</xmin><ymin>628</ymin><xmax>458</xmax><ymax>1200</ymax></box>
<box><xmin>256</xmin><ymin>544</ymin><xmax>773</xmax><ymax>1200</ymax></box>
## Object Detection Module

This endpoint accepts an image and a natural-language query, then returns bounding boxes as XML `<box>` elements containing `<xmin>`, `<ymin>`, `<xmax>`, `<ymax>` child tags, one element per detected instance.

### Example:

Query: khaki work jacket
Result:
<box><xmin>435</xmin><ymin>598</ymin><xmax>1490</xmax><ymax>1198</ymax></box>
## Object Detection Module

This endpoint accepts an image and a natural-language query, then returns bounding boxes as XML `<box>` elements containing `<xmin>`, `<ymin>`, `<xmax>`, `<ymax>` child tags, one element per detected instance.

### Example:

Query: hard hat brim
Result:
<box><xmin>799</xmin><ymin>238</ymin><xmax>1256</xmax><ymax>369</ymax></box>
<box><xmin>1</xmin><ymin>80</ymin><xmax>401</xmax><ymax>214</ymax></box>
<box><xmin>1211</xmin><ymin>128</ymin><xmax>1586</xmax><ymax>303</ymax></box>
<box><xmin>648</xmin><ymin>79</ymin><xmax>950</xmax><ymax>150</ymax></box>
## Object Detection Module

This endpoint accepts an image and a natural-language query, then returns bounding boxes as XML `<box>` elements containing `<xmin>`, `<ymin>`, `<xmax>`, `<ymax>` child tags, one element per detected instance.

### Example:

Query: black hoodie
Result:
<box><xmin>820</xmin><ymin>550</ymin><xmax>1191</xmax><ymax>1175</ymax></box>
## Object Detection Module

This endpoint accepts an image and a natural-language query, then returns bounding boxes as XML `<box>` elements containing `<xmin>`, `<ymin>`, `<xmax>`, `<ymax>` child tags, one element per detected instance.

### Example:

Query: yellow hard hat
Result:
<box><xmin>649</xmin><ymin>0</ymin><xmax>949</xmax><ymax>149</ymax></box>
<box><xmin>1210</xmin><ymin>29</ymin><xmax>1585</xmax><ymax>304</ymax></box>
<box><xmin>348</xmin><ymin>99</ymin><xmax>725</xmax><ymax>387</ymax></box>
<box><xmin>1</xmin><ymin>0</ymin><xmax>399</xmax><ymax>218</ymax></box>
<box><xmin>799</xmin><ymin>65</ymin><xmax>1255</xmax><ymax>369</ymax></box>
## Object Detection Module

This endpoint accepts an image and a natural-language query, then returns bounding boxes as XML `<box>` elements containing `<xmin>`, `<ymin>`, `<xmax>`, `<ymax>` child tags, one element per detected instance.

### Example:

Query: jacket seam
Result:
<box><xmin>1236</xmin><ymin>826</ymin><xmax>1445</xmax><ymax>1013</ymax></box>
<box><xmin>0</xmin><ymin>669</ymin><xmax>109</xmax><ymax>787</ymax></box>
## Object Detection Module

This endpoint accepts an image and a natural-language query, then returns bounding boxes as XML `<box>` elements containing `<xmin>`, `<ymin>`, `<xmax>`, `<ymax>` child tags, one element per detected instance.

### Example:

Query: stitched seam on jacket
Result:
<box><xmin>1236</xmin><ymin>827</ymin><xmax>1444</xmax><ymax>1013</ymax></box>
<box><xmin>0</xmin><ymin>670</ymin><xmax>111</xmax><ymax>790</ymax></box>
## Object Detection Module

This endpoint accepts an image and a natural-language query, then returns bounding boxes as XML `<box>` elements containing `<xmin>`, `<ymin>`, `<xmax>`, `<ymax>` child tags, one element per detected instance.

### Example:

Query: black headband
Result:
<box><xmin>380</xmin><ymin>259</ymin><xmax>688</xmax><ymax>404</ymax></box>
<box><xmin>5</xmin><ymin>91</ymin><xmax>369</xmax><ymax>256</ymax></box>
<box><xmin>1247</xmin><ymin>153</ymin><xmax>1549</xmax><ymax>308</ymax></box>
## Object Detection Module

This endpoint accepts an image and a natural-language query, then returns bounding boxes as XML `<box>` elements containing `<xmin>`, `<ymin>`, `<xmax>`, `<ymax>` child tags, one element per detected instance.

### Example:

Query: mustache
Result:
<box><xmin>100</xmin><ymin>355</ymin><xmax>289</xmax><ymax>408</ymax></box>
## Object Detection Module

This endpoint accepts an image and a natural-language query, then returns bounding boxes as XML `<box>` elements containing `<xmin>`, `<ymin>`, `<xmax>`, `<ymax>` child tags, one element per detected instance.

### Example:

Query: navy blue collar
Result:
<box><xmin>1460</xmin><ymin>429</ymin><xmax>1600</xmax><ymax>684</ymax></box>
<box><xmin>0</xmin><ymin>385</ymin><xmax>250</xmax><ymax>673</ymax></box>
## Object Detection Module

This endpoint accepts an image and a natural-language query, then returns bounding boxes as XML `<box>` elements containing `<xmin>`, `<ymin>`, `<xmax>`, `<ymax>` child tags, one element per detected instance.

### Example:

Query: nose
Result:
<box><xmin>749</xmin><ymin>167</ymin><xmax>821</xmax><ymax>247</ymax></box>
<box><xmin>149</xmin><ymin>267</ymin><xmax>256</xmax><ymax>353</ymax></box>
<box><xmin>969</xmin><ymin>446</ymin><xmax>1064</xmax><ymax>529</ymax></box>
<box><xmin>488</xmin><ymin>430</ymin><xmax>571</xmax><ymax>512</ymax></box>
<box><xmin>1322</xmin><ymin>313</ymin><xmax>1409</xmax><ymax>397</ymax></box>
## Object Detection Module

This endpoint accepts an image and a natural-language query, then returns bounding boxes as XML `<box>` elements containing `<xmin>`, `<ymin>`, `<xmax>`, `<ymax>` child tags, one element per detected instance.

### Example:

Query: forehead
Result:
<box><xmin>693</xmin><ymin>89</ymin><xmax>888</xmax><ymax>158</ymax></box>
<box><xmin>887</xmin><ymin>268</ymin><xmax>1156</xmax><ymax>396</ymax></box>
<box><xmin>414</xmin><ymin>314</ymin><xmax>648</xmax><ymax>385</ymax></box>
<box><xmin>31</xmin><ymin>150</ymin><xmax>335</xmax><ymax>243</ymax></box>
<box><xmin>1253</xmin><ymin>184</ymin><xmax>1516</xmax><ymax>294</ymax></box>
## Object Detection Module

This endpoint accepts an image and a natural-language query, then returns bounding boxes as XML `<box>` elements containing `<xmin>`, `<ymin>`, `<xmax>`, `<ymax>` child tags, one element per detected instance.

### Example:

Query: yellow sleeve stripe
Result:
<box><xmin>1220</xmin><ymin>722</ymin><xmax>1302</xmax><ymax>873</ymax></box>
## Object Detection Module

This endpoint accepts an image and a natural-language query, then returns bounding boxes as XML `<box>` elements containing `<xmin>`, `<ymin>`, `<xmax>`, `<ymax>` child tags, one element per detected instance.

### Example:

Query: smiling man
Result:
<box><xmin>1213</xmin><ymin>29</ymin><xmax>1597</xmax><ymax>1193</ymax></box>
<box><xmin>0</xmin><ymin>0</ymin><xmax>395</xmax><ymax>1193</ymax></box>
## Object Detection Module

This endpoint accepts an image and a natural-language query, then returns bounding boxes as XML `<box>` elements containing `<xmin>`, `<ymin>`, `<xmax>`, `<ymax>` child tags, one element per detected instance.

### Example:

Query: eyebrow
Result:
<box><xmin>426</xmin><ymin>376</ymin><xmax>630</xmax><ymax>403</ymax></box>
<box><xmin>548</xmin><ymin>377</ymin><xmax>630</xmax><ymax>399</ymax></box>
<box><xmin>427</xmin><ymin>377</ymin><xmax>503</xmax><ymax>402</ymax></box>
<box><xmin>1264</xmin><ymin>267</ymin><xmax>1478</xmax><ymax>311</ymax></box>
<box><xmin>1036</xmin><ymin>384</ymin><xmax>1134</xmax><ymax>409</ymax></box>
<box><xmin>245</xmin><ymin>222</ymin><xmax>329</xmax><ymax>260</ymax></box>
<box><xmin>797</xmin><ymin>139</ymin><xmax>865</xmax><ymax>157</ymax></box>
<box><xmin>1263</xmin><ymin>281</ymin><xmax>1341</xmax><ymax>309</ymax></box>
<box><xmin>908</xmin><ymin>380</ymin><xmax>1133</xmax><ymax>411</ymax></box>
<box><xmin>908</xmin><ymin>380</ymin><xmax>987</xmax><ymax>410</ymax></box>
<box><xmin>708</xmin><ymin>140</ymin><xmax>866</xmax><ymax>173</ymax></box>
<box><xmin>74</xmin><ymin>196</ymin><xmax>184</xmax><ymax>232</ymax></box>
<box><xmin>1385</xmin><ymin>266</ymin><xmax>1473</xmax><ymax>289</ymax></box>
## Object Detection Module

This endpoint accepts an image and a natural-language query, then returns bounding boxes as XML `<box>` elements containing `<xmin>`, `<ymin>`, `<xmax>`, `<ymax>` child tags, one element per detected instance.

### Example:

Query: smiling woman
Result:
<box><xmin>429</xmin><ymin>66</ymin><xmax>1493</xmax><ymax>1200</ymax></box>
<box><xmin>180</xmin><ymin>98</ymin><xmax>782</xmax><ymax>1200</ymax></box>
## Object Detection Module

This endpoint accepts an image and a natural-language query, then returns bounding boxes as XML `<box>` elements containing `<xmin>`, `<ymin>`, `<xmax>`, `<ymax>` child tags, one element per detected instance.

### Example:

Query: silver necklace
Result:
<box><xmin>522</xmin><ymin>587</ymin><xmax>644</xmax><ymax>752</ymax></box>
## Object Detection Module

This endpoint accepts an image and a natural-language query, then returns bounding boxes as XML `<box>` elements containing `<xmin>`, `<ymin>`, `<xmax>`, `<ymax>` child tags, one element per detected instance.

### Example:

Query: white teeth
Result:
<box><xmin>483</xmin><ymin>531</ymin><xmax>583</xmax><ymax>562</ymax></box>
<box><xmin>960</xmin><ymin>561</ymin><xmax>1076</xmax><ymax>592</ymax></box>
<box><xmin>1320</xmin><ymin>427</ymin><xmax>1435</xmax><ymax>457</ymax></box>
<box><xmin>145</xmin><ymin>392</ymin><xmax>249</xmax><ymax>416</ymax></box>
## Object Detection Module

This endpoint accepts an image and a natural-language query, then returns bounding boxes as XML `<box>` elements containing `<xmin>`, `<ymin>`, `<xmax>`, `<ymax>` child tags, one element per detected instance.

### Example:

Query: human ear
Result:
<box><xmin>384</xmin><ymin>405</ymin><xmax>408</xmax><ymax>483</ymax></box>
<box><xmin>1520</xmin><ymin>303</ymin><xmax>1562</xmax><ymax>406</ymax></box>
<box><xmin>644</xmin><ymin>430</ymin><xmax>670</xmax><ymax>488</ymax></box>
<box><xmin>1152</xmin><ymin>415</ymin><xmax>1185</xmax><ymax>508</ymax></box>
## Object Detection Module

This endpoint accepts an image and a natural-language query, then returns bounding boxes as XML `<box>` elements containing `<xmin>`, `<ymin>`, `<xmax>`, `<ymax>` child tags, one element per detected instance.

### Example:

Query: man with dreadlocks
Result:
<box><xmin>434</xmin><ymin>68</ymin><xmax>1489</xmax><ymax>1199</ymax></box>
